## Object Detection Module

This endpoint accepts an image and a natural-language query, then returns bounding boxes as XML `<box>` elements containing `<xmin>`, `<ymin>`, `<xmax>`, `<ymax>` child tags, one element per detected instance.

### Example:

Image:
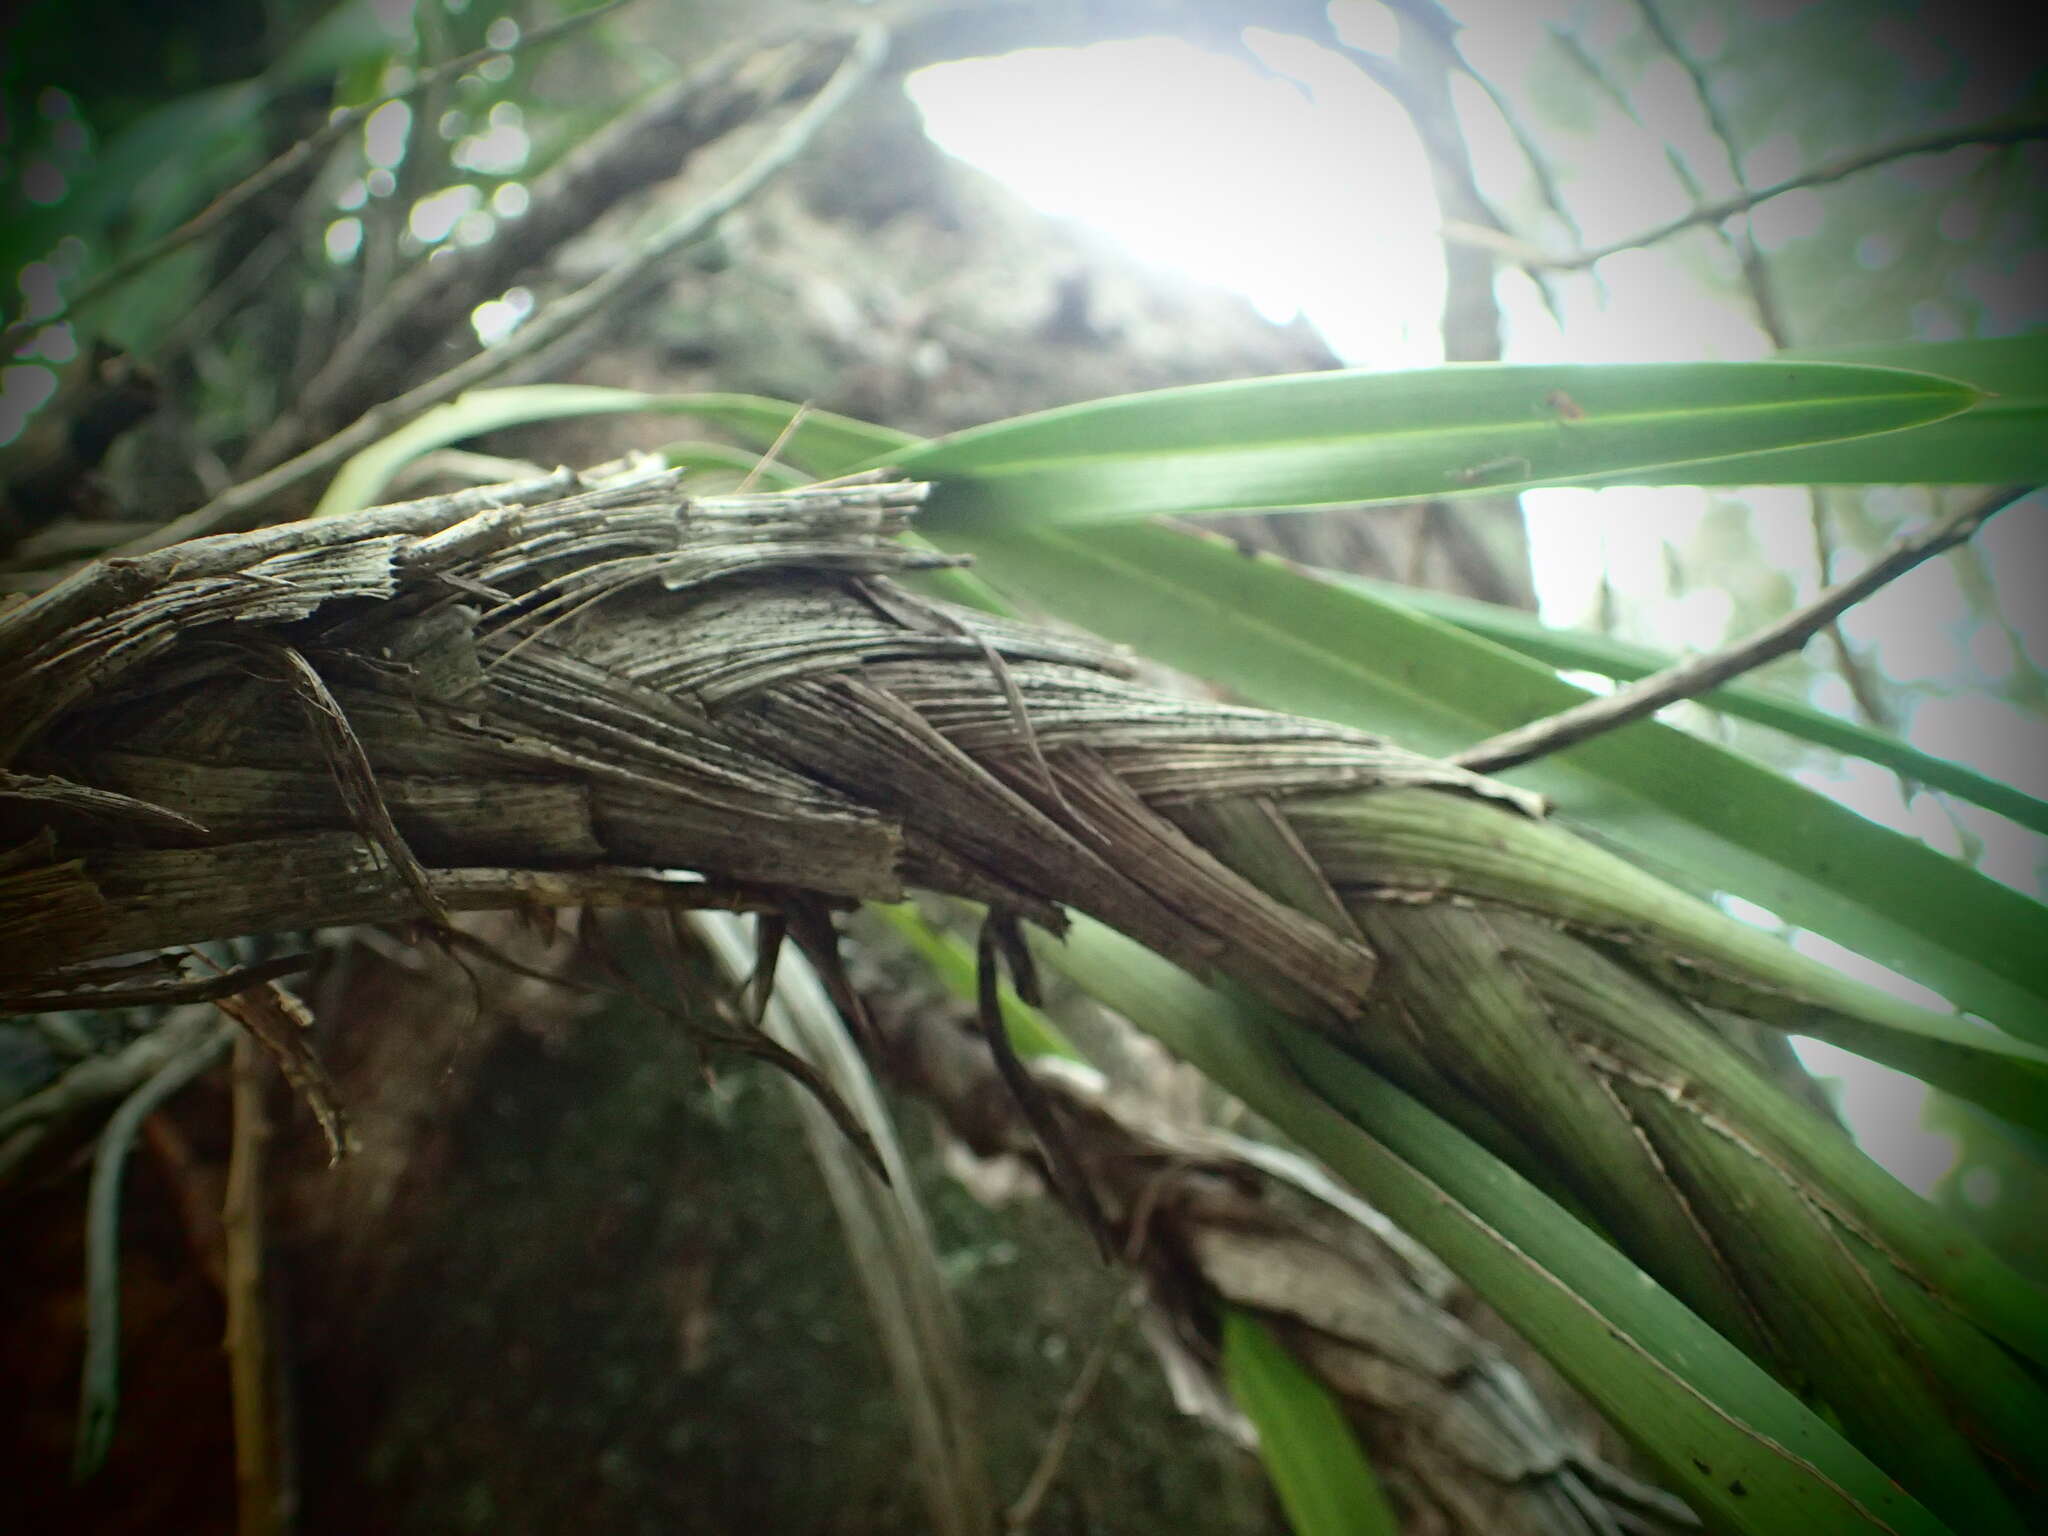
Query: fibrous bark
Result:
<box><xmin>0</xmin><ymin>465</ymin><xmax>1517</xmax><ymax>991</ymax></box>
<box><xmin>3</xmin><ymin>464</ymin><xmax>2040</xmax><ymax>1529</ymax></box>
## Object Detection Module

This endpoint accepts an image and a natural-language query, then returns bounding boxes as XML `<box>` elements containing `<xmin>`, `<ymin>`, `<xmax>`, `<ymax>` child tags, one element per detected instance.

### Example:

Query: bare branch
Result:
<box><xmin>0</xmin><ymin>0</ymin><xmax>641</xmax><ymax>361</ymax></box>
<box><xmin>1625</xmin><ymin>2</ymin><xmax>1892</xmax><ymax>755</ymax></box>
<box><xmin>102</xmin><ymin>24</ymin><xmax>889</xmax><ymax>557</ymax></box>
<box><xmin>211</xmin><ymin>971</ymin><xmax>354</xmax><ymax>1164</ymax></box>
<box><xmin>244</xmin><ymin>25</ymin><xmax>849</xmax><ymax>471</ymax></box>
<box><xmin>1521</xmin><ymin>117</ymin><xmax>2048</xmax><ymax>272</ymax></box>
<box><xmin>1005</xmin><ymin>1289</ymin><xmax>1134</xmax><ymax>1532</ymax></box>
<box><xmin>222</xmin><ymin>1034</ymin><xmax>295</xmax><ymax>1536</ymax></box>
<box><xmin>1454</xmin><ymin>485</ymin><xmax>2034</xmax><ymax>775</ymax></box>
<box><xmin>0</xmin><ymin>951</ymin><xmax>315</xmax><ymax>1014</ymax></box>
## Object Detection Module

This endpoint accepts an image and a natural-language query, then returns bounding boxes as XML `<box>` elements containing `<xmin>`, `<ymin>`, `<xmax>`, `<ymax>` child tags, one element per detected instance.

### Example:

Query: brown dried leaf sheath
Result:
<box><xmin>0</xmin><ymin>467</ymin><xmax>1498</xmax><ymax>1002</ymax></box>
<box><xmin>8</xmin><ymin>467</ymin><xmax>2039</xmax><ymax>1521</ymax></box>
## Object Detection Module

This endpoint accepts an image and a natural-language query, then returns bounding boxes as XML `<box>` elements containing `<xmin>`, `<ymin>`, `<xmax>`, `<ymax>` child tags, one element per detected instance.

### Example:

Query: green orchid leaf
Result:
<box><xmin>317</xmin><ymin>386</ymin><xmax>915</xmax><ymax>515</ymax></box>
<box><xmin>1044</xmin><ymin>918</ymin><xmax>1955</xmax><ymax>1536</ymax></box>
<box><xmin>1223</xmin><ymin>1309</ymin><xmax>1398</xmax><ymax>1536</ymax></box>
<box><xmin>1585</xmin><ymin>336</ymin><xmax>2048</xmax><ymax>486</ymax></box>
<box><xmin>935</xmin><ymin>518</ymin><xmax>2048</xmax><ymax>1051</ymax></box>
<box><xmin>877</xmin><ymin>362</ymin><xmax>1977</xmax><ymax>526</ymax></box>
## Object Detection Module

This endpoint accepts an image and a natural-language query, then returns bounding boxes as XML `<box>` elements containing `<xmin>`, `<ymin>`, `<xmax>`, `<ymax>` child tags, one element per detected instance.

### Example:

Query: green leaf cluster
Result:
<box><xmin>331</xmin><ymin>335</ymin><xmax>2048</xmax><ymax>1534</ymax></box>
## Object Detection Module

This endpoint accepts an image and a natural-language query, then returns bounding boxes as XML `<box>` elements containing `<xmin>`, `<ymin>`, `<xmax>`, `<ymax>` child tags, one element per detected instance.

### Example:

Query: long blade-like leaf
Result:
<box><xmin>883</xmin><ymin>362</ymin><xmax>1977</xmax><ymax>526</ymax></box>
<box><xmin>936</xmin><ymin>518</ymin><xmax>2048</xmax><ymax>1048</ymax></box>
<box><xmin>1222</xmin><ymin>1309</ymin><xmax>1399</xmax><ymax>1536</ymax></box>
<box><xmin>318</xmin><ymin>386</ymin><xmax>918</xmax><ymax>516</ymax></box>
<box><xmin>1043</xmin><ymin>918</ymin><xmax>1955</xmax><ymax>1536</ymax></box>
<box><xmin>1582</xmin><ymin>336</ymin><xmax>2048</xmax><ymax>486</ymax></box>
<box><xmin>694</xmin><ymin>913</ymin><xmax>995</xmax><ymax>1536</ymax></box>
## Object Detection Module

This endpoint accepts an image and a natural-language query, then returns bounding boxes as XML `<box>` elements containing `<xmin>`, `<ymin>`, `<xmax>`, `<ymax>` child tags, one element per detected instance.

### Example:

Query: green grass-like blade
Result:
<box><xmin>1297</xmin><ymin>788</ymin><xmax>2048</xmax><ymax>1149</ymax></box>
<box><xmin>874</xmin><ymin>904</ymin><xmax>1084</xmax><ymax>1063</ymax></box>
<box><xmin>317</xmin><ymin>387</ymin><xmax>918</xmax><ymax>516</ymax></box>
<box><xmin>1582</xmin><ymin>336</ymin><xmax>2048</xmax><ymax>486</ymax></box>
<box><xmin>884</xmin><ymin>362</ymin><xmax>1975</xmax><ymax>526</ymax></box>
<box><xmin>1222</xmin><ymin>1309</ymin><xmax>1399</xmax><ymax>1536</ymax></box>
<box><xmin>1043</xmin><ymin>918</ymin><xmax>1956</xmax><ymax>1536</ymax></box>
<box><xmin>935</xmin><ymin>519</ymin><xmax>2048</xmax><ymax>1048</ymax></box>
<box><xmin>893</xmin><ymin>908</ymin><xmax>1970</xmax><ymax>1532</ymax></box>
<box><xmin>1341</xmin><ymin>576</ymin><xmax>2048</xmax><ymax>837</ymax></box>
<box><xmin>650</xmin><ymin>392</ymin><xmax>921</xmax><ymax>478</ymax></box>
<box><xmin>652</xmin><ymin>440</ymin><xmax>808</xmax><ymax>486</ymax></box>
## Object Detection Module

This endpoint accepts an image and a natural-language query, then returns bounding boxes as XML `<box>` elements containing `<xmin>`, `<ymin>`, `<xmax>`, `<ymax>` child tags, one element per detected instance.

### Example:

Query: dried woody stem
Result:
<box><xmin>6</xmin><ymin>466</ymin><xmax>2043</xmax><ymax>1522</ymax></box>
<box><xmin>1454</xmin><ymin>484</ymin><xmax>2031</xmax><ymax>774</ymax></box>
<box><xmin>104</xmin><ymin>24</ymin><xmax>888</xmax><ymax>558</ymax></box>
<box><xmin>223</xmin><ymin>1035</ymin><xmax>293</xmax><ymax>1536</ymax></box>
<box><xmin>0</xmin><ymin>949</ymin><xmax>314</xmax><ymax>1013</ymax></box>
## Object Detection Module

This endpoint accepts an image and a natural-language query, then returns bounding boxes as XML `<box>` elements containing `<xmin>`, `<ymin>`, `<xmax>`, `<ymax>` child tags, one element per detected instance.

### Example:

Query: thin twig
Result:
<box><xmin>1005</xmin><ymin>1288</ymin><xmax>1135</xmax><ymax>1533</ymax></box>
<box><xmin>74</xmin><ymin>1018</ymin><xmax>238</xmax><ymax>1478</ymax></box>
<box><xmin>151</xmin><ymin>216</ymin><xmax>302</xmax><ymax>367</ymax></box>
<box><xmin>253</xmin><ymin>25</ymin><xmax>775</xmax><ymax>469</ymax></box>
<box><xmin>360</xmin><ymin>0</ymin><xmax>453</xmax><ymax>318</ymax></box>
<box><xmin>1447</xmin><ymin>40</ymin><xmax>1581</xmax><ymax>252</ymax></box>
<box><xmin>0</xmin><ymin>0</ymin><xmax>640</xmax><ymax>360</ymax></box>
<box><xmin>223</xmin><ymin>1034</ymin><xmax>294</xmax><ymax>1536</ymax></box>
<box><xmin>1627</xmin><ymin>1</ymin><xmax>1892</xmax><ymax>747</ymax></box>
<box><xmin>1525</xmin><ymin>117</ymin><xmax>2048</xmax><ymax>271</ymax></box>
<box><xmin>1615</xmin><ymin>2</ymin><xmax>1790</xmax><ymax>344</ymax></box>
<box><xmin>105</xmin><ymin>24</ymin><xmax>887</xmax><ymax>557</ymax></box>
<box><xmin>1808</xmin><ymin>491</ymin><xmax>1899</xmax><ymax>732</ymax></box>
<box><xmin>210</xmin><ymin>970</ymin><xmax>355</xmax><ymax>1166</ymax></box>
<box><xmin>1454</xmin><ymin>485</ymin><xmax>2033</xmax><ymax>774</ymax></box>
<box><xmin>0</xmin><ymin>1004</ymin><xmax>220</xmax><ymax>1152</ymax></box>
<box><xmin>0</xmin><ymin>951</ymin><xmax>315</xmax><ymax>1014</ymax></box>
<box><xmin>738</xmin><ymin>400</ymin><xmax>812</xmax><ymax>492</ymax></box>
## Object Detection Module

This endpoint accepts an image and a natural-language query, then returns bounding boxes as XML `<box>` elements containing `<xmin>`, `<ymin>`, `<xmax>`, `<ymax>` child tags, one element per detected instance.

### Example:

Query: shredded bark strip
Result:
<box><xmin>6</xmin><ymin>464</ymin><xmax>2042</xmax><ymax>1513</ymax></box>
<box><xmin>0</xmin><ymin>465</ymin><xmax>1483</xmax><ymax>1002</ymax></box>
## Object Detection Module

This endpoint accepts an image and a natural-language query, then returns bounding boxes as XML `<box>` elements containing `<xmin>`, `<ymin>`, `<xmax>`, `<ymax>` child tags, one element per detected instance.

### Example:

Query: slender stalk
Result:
<box><xmin>1455</xmin><ymin>485</ymin><xmax>2031</xmax><ymax>773</ymax></box>
<box><xmin>75</xmin><ymin>1018</ymin><xmax>237</xmax><ymax>1476</ymax></box>
<box><xmin>1529</xmin><ymin>117</ymin><xmax>2048</xmax><ymax>271</ymax></box>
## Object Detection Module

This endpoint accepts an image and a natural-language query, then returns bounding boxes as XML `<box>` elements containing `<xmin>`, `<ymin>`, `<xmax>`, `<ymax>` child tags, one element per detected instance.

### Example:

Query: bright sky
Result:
<box><xmin>907</xmin><ymin>17</ymin><xmax>2032</xmax><ymax>1195</ymax></box>
<box><xmin>907</xmin><ymin>30</ymin><xmax>1448</xmax><ymax>369</ymax></box>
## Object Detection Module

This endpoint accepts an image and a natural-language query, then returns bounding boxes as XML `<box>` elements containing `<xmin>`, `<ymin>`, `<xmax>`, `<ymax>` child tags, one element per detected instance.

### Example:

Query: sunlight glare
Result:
<box><xmin>907</xmin><ymin>36</ymin><xmax>1446</xmax><ymax>368</ymax></box>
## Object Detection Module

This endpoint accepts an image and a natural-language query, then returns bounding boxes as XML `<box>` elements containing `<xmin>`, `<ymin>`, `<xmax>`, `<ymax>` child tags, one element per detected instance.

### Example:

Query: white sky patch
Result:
<box><xmin>1790</xmin><ymin>1037</ymin><xmax>1958</xmax><ymax>1195</ymax></box>
<box><xmin>409</xmin><ymin>184</ymin><xmax>483</xmax><ymax>244</ymax></box>
<box><xmin>0</xmin><ymin>363</ymin><xmax>58</xmax><ymax>449</ymax></box>
<box><xmin>364</xmin><ymin>99</ymin><xmax>412</xmax><ymax>170</ymax></box>
<box><xmin>906</xmin><ymin>35</ymin><xmax>1446</xmax><ymax>369</ymax></box>
<box><xmin>325</xmin><ymin>217</ymin><xmax>363</xmax><ymax>264</ymax></box>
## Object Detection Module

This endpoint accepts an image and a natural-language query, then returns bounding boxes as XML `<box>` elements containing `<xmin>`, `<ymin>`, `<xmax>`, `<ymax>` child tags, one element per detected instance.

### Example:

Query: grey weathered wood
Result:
<box><xmin>2</xmin><ymin>468</ymin><xmax>1467</xmax><ymax>993</ymax></box>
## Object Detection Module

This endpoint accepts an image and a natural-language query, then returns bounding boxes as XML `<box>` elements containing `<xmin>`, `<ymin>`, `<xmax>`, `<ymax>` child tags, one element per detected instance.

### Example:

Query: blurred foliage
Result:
<box><xmin>3</xmin><ymin>0</ymin><xmax>2045</xmax><ymax>1528</ymax></box>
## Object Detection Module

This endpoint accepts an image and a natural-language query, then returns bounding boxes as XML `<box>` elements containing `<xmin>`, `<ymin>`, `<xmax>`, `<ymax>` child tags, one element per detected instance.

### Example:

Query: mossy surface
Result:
<box><xmin>300</xmin><ymin>994</ymin><xmax>1278</xmax><ymax>1534</ymax></box>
